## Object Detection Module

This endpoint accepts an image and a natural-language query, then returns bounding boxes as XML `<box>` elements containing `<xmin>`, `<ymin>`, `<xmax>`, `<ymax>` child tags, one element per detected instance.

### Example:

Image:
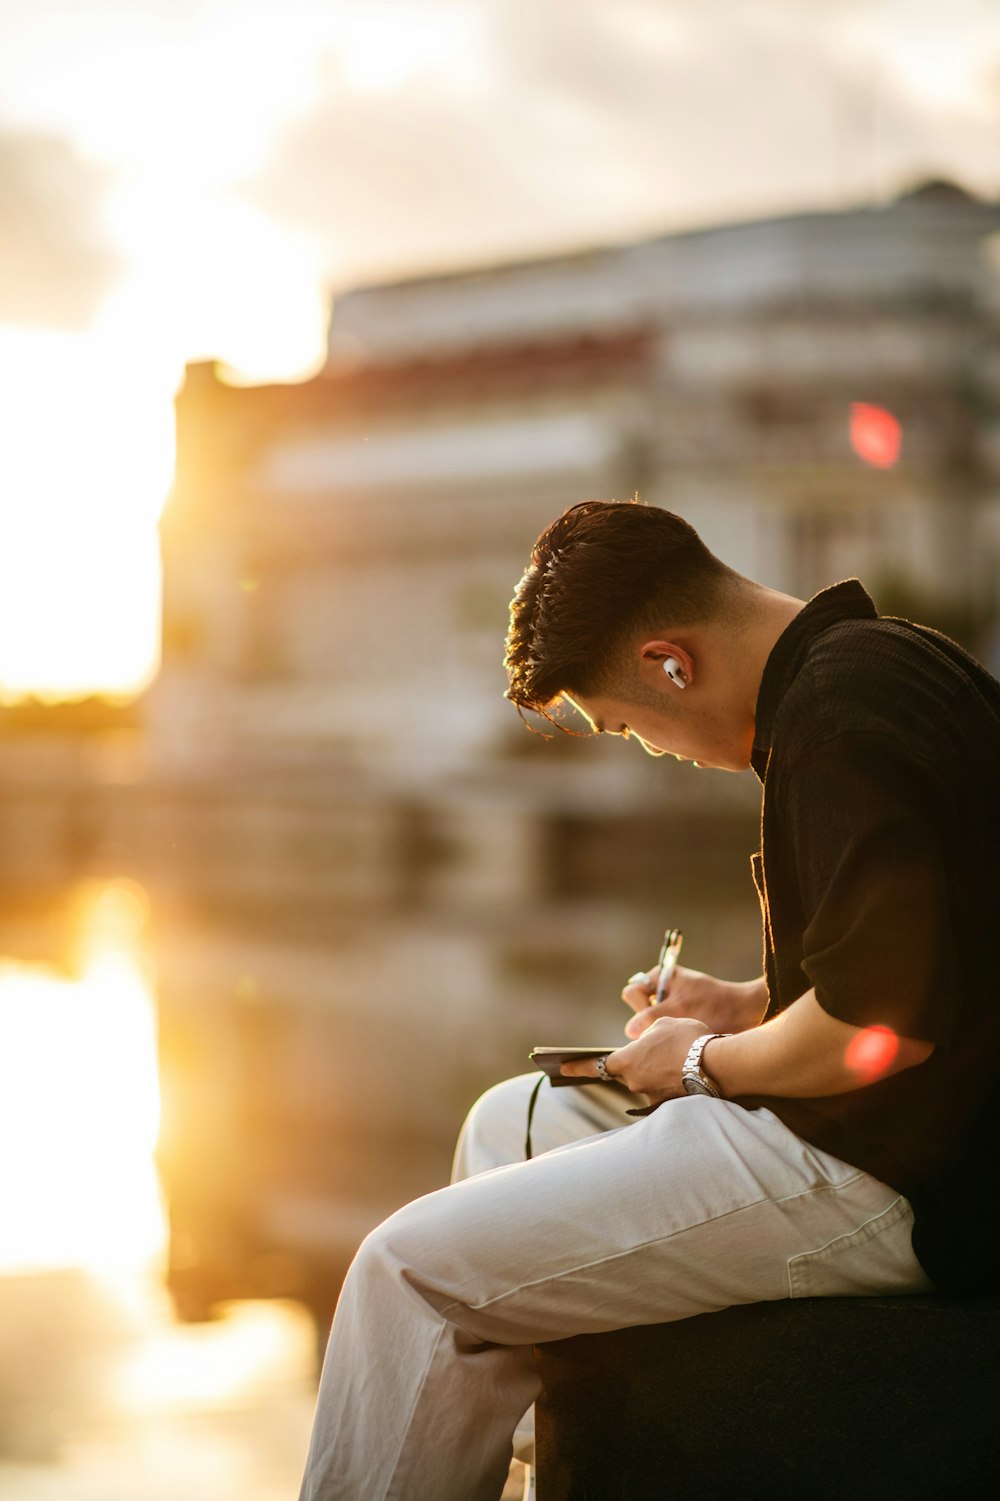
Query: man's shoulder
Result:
<box><xmin>774</xmin><ymin>613</ymin><xmax>999</xmax><ymax>759</ymax></box>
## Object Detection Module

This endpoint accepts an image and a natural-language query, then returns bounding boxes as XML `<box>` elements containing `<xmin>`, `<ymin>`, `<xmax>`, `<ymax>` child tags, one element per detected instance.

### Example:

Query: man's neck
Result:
<box><xmin>737</xmin><ymin>586</ymin><xmax>807</xmax><ymax>727</ymax></box>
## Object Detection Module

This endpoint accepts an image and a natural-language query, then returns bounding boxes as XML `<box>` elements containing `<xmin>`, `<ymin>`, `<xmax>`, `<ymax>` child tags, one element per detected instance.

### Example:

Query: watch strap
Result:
<box><xmin>681</xmin><ymin>1033</ymin><xmax>732</xmax><ymax>1098</ymax></box>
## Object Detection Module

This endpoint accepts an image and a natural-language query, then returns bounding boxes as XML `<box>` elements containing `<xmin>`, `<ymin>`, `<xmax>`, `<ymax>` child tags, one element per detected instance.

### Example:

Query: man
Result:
<box><xmin>299</xmin><ymin>499</ymin><xmax>1000</xmax><ymax>1501</ymax></box>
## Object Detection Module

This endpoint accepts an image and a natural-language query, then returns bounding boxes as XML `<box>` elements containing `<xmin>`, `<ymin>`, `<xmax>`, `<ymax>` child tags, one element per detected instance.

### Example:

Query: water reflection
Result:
<box><xmin>0</xmin><ymin>883</ymin><xmax>318</xmax><ymax>1499</ymax></box>
<box><xmin>0</xmin><ymin>1276</ymin><xmax>317</xmax><ymax>1499</ymax></box>
<box><xmin>0</xmin><ymin>949</ymin><xmax>163</xmax><ymax>1276</ymax></box>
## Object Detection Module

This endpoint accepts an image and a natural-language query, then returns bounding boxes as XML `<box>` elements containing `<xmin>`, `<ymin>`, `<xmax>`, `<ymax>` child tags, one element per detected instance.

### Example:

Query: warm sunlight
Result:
<box><xmin>117</xmin><ymin>1300</ymin><xmax>316</xmax><ymax>1413</ymax></box>
<box><xmin>331</xmin><ymin>2</ymin><xmax>486</xmax><ymax>93</ymax></box>
<box><xmin>1</xmin><ymin>0</ymin><xmax>998</xmax><ymax>707</ymax></box>
<box><xmin>0</xmin><ymin>231</ymin><xmax>326</xmax><ymax>703</ymax></box>
<box><xmin>0</xmin><ymin>881</ymin><xmax>166</xmax><ymax>1276</ymax></box>
<box><xmin>0</xmin><ymin>327</ymin><xmax>173</xmax><ymax>701</ymax></box>
<box><xmin>109</xmin><ymin>194</ymin><xmax>329</xmax><ymax>387</ymax></box>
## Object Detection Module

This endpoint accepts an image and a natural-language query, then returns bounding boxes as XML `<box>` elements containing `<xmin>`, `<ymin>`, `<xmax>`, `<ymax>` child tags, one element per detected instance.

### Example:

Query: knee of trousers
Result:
<box><xmin>454</xmin><ymin>1073</ymin><xmax>538</xmax><ymax>1174</ymax></box>
<box><xmin>348</xmin><ymin>1191</ymin><xmax>467</xmax><ymax>1316</ymax></box>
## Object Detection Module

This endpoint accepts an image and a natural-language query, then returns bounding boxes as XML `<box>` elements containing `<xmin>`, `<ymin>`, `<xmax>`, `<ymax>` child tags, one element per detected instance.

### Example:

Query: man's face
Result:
<box><xmin>565</xmin><ymin>692</ymin><xmax>752</xmax><ymax>773</ymax></box>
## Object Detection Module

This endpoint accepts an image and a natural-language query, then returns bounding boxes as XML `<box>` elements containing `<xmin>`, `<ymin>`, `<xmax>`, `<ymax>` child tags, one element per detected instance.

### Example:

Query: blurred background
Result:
<box><xmin>1</xmin><ymin>2</ymin><xmax>1000</xmax><ymax>1496</ymax></box>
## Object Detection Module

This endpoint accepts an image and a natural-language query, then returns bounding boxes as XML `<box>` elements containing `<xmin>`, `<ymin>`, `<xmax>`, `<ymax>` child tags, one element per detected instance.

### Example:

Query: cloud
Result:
<box><xmin>243</xmin><ymin>0</ymin><xmax>1000</xmax><ymax>291</ymax></box>
<box><xmin>0</xmin><ymin>128</ymin><xmax>121</xmax><ymax>329</ymax></box>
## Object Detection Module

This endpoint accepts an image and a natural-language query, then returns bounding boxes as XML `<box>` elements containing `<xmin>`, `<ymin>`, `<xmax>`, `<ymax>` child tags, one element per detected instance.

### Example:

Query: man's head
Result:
<box><xmin>504</xmin><ymin>499</ymin><xmax>800</xmax><ymax>771</ymax></box>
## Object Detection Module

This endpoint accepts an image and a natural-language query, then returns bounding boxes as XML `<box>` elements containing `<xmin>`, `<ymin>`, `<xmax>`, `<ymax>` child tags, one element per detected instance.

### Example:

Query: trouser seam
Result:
<box><xmin>442</xmin><ymin>1174</ymin><xmax>868</xmax><ymax>1317</ymax></box>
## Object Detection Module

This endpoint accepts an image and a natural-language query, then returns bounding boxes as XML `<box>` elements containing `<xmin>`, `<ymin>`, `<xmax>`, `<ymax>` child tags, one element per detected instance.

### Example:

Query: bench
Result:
<box><xmin>534</xmin><ymin>1295</ymin><xmax>1000</xmax><ymax>1499</ymax></box>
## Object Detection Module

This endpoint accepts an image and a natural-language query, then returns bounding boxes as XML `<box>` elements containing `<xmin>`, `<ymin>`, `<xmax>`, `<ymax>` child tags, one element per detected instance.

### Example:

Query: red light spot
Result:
<box><xmin>849</xmin><ymin>403</ymin><xmax>901</xmax><ymax>468</ymax></box>
<box><xmin>845</xmin><ymin>1025</ymin><xmax>899</xmax><ymax>1082</ymax></box>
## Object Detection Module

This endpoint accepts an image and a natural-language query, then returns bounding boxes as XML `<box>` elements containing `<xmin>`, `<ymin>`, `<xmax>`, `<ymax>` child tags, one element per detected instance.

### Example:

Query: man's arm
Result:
<box><xmin>561</xmin><ymin>988</ymin><xmax>934</xmax><ymax>1100</ymax></box>
<box><xmin>703</xmin><ymin>989</ymin><xmax>934</xmax><ymax>1097</ymax></box>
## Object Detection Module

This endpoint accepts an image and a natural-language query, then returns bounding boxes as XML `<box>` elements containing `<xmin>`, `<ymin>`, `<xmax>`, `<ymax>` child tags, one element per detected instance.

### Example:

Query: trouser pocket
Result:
<box><xmin>788</xmin><ymin>1190</ymin><xmax>931</xmax><ymax>1298</ymax></box>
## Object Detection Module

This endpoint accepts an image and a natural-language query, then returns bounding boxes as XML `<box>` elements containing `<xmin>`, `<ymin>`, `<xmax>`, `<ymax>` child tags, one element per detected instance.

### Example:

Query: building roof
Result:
<box><xmin>326</xmin><ymin>181</ymin><xmax>1000</xmax><ymax>367</ymax></box>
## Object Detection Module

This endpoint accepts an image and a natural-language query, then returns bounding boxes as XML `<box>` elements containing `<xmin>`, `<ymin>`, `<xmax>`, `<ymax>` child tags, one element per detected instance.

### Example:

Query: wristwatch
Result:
<box><xmin>681</xmin><ymin>1033</ymin><xmax>731</xmax><ymax>1098</ymax></box>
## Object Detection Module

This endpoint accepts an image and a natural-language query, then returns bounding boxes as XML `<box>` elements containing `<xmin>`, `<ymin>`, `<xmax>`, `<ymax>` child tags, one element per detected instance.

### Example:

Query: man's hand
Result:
<box><xmin>622</xmin><ymin>967</ymin><xmax>768</xmax><ymax>1040</ymax></box>
<box><xmin>560</xmin><ymin>1015</ymin><xmax>709</xmax><ymax>1101</ymax></box>
<box><xmin>561</xmin><ymin>983</ymin><xmax>936</xmax><ymax>1103</ymax></box>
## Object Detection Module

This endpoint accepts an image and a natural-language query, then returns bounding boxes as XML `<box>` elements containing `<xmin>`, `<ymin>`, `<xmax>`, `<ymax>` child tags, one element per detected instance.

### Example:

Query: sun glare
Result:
<box><xmin>331</xmin><ymin>1</ymin><xmax>487</xmax><ymax>93</ymax></box>
<box><xmin>0</xmin><ymin>881</ymin><xmax>166</xmax><ymax>1277</ymax></box>
<box><xmin>102</xmin><ymin>179</ymin><xmax>330</xmax><ymax>387</ymax></box>
<box><xmin>118</xmin><ymin>1300</ymin><xmax>315</xmax><ymax>1413</ymax></box>
<box><xmin>0</xmin><ymin>151</ymin><xmax>330</xmax><ymax>707</ymax></box>
<box><xmin>0</xmin><ymin>325</ymin><xmax>174</xmax><ymax>702</ymax></box>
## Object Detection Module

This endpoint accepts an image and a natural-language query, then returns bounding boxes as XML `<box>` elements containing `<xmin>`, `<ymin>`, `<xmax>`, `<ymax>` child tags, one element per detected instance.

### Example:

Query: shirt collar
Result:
<box><xmin>751</xmin><ymin>579</ymin><xmax>877</xmax><ymax>778</ymax></box>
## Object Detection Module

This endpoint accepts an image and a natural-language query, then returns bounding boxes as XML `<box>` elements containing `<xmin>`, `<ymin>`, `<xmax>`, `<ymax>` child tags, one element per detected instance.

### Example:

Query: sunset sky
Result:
<box><xmin>2</xmin><ymin>0</ymin><xmax>1000</xmax><ymax>698</ymax></box>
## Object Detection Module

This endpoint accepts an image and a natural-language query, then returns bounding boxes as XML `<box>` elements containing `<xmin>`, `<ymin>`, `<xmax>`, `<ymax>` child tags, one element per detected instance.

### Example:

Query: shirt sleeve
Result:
<box><xmin>781</xmin><ymin>731</ymin><xmax>959</xmax><ymax>1045</ymax></box>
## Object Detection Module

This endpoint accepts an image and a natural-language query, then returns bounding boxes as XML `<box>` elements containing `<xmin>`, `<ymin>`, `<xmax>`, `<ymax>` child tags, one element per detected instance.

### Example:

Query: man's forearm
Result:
<box><xmin>704</xmin><ymin>989</ymin><xmax>934</xmax><ymax>1099</ymax></box>
<box><xmin>742</xmin><ymin>976</ymin><xmax>770</xmax><ymax>1028</ymax></box>
<box><xmin>562</xmin><ymin>985</ymin><xmax>934</xmax><ymax>1099</ymax></box>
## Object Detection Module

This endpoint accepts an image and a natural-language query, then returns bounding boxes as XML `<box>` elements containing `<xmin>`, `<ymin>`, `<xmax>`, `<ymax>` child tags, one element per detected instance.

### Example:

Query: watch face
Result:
<box><xmin>681</xmin><ymin>1075</ymin><xmax>712</xmax><ymax>1096</ymax></box>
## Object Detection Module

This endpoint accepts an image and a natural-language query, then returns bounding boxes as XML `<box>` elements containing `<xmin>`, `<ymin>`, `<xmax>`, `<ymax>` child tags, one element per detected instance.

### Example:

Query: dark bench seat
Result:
<box><xmin>534</xmin><ymin>1295</ymin><xmax>1000</xmax><ymax>1500</ymax></box>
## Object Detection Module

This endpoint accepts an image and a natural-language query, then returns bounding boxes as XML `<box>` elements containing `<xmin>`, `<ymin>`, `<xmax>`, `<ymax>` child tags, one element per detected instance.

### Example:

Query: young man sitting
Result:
<box><xmin>299</xmin><ymin>499</ymin><xmax>1000</xmax><ymax>1501</ymax></box>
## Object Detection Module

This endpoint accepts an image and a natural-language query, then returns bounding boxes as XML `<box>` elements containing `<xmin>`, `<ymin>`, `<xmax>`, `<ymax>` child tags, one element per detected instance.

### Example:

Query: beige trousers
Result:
<box><xmin>299</xmin><ymin>1074</ymin><xmax>931</xmax><ymax>1501</ymax></box>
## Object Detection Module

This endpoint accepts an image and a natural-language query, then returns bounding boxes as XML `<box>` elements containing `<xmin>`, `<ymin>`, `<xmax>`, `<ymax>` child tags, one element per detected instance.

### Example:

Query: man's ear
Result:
<box><xmin>638</xmin><ymin>640</ymin><xmax>694</xmax><ymax>690</ymax></box>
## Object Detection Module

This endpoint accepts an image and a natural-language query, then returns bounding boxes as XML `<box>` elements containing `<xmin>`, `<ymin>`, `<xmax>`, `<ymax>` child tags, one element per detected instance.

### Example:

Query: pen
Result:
<box><xmin>651</xmin><ymin>927</ymin><xmax>683</xmax><ymax>1007</ymax></box>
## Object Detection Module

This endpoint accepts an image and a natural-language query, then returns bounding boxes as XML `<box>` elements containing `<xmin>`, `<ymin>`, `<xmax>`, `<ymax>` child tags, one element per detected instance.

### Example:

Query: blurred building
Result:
<box><xmin>3</xmin><ymin>181</ymin><xmax>999</xmax><ymax>1334</ymax></box>
<box><xmin>157</xmin><ymin>179</ymin><xmax>1000</xmax><ymax>789</ymax></box>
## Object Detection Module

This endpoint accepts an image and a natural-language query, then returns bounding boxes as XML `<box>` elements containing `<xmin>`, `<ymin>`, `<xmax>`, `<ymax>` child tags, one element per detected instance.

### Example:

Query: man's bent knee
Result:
<box><xmin>453</xmin><ymin>1073</ymin><xmax>540</xmax><ymax>1180</ymax></box>
<box><xmin>347</xmin><ymin>1182</ymin><xmax>477</xmax><ymax>1319</ymax></box>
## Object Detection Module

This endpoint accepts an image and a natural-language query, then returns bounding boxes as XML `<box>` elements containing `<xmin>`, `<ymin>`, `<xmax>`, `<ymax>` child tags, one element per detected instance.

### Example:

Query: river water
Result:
<box><xmin>0</xmin><ymin>901</ymin><xmax>527</xmax><ymax>1500</ymax></box>
<box><xmin>0</xmin><ymin>901</ymin><xmax>319</xmax><ymax>1500</ymax></box>
<box><xmin>0</xmin><ymin>1268</ymin><xmax>318</xmax><ymax>1500</ymax></box>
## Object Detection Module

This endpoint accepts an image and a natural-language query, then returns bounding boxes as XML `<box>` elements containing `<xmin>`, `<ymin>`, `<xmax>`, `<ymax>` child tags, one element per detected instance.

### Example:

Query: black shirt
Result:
<box><xmin>748</xmin><ymin>580</ymin><xmax>1000</xmax><ymax>1294</ymax></box>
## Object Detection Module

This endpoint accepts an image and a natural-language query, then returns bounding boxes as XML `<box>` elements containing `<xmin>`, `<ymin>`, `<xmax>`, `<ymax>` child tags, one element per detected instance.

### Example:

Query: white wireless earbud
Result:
<box><xmin>662</xmin><ymin>657</ymin><xmax>688</xmax><ymax>689</ymax></box>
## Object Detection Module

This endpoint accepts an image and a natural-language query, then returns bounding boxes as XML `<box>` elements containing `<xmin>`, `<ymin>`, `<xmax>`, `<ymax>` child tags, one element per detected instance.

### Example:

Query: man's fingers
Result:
<box><xmin>559</xmin><ymin>1058</ymin><xmax>601</xmax><ymax>1079</ymax></box>
<box><xmin>560</xmin><ymin>1052</ymin><xmax>623</xmax><ymax>1081</ymax></box>
<box><xmin>622</xmin><ymin>967</ymin><xmax>658</xmax><ymax>1011</ymax></box>
<box><xmin>625</xmin><ymin>1007</ymin><xmax>662</xmax><ymax>1039</ymax></box>
<box><xmin>626</xmin><ymin>1001</ymin><xmax>685</xmax><ymax>1039</ymax></box>
<box><xmin>622</xmin><ymin>963</ymin><xmax>690</xmax><ymax>1010</ymax></box>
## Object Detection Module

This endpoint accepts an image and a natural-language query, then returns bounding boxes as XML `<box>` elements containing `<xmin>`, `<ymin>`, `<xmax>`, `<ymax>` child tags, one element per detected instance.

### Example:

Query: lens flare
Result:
<box><xmin>844</xmin><ymin>1024</ymin><xmax>899</xmax><ymax>1083</ymax></box>
<box><xmin>849</xmin><ymin>403</ymin><xmax>902</xmax><ymax>469</ymax></box>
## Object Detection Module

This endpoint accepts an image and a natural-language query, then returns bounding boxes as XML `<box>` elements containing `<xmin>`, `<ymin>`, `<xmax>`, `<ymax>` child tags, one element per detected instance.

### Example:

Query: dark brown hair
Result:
<box><xmin>504</xmin><ymin>499</ymin><xmax>736</xmax><ymax>716</ymax></box>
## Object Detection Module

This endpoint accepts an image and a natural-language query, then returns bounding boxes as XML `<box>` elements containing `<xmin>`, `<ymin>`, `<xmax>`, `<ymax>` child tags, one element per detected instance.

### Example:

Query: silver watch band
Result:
<box><xmin>681</xmin><ymin>1033</ymin><xmax>731</xmax><ymax>1098</ymax></box>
